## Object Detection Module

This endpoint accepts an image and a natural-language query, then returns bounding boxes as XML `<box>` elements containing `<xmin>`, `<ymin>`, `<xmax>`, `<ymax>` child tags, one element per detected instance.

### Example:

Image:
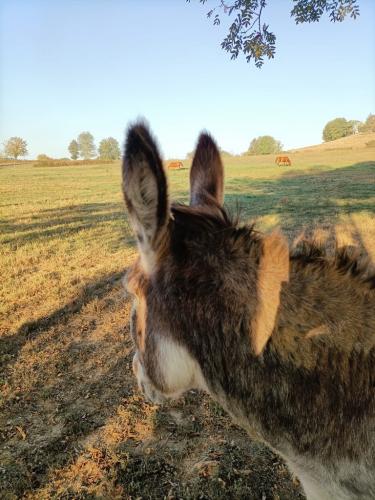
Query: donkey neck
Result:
<box><xmin>185</xmin><ymin>247</ymin><xmax>375</xmax><ymax>463</ymax></box>
<box><xmin>273</xmin><ymin>254</ymin><xmax>375</xmax><ymax>365</ymax></box>
<box><xmin>206</xmin><ymin>332</ymin><xmax>375</xmax><ymax>465</ymax></box>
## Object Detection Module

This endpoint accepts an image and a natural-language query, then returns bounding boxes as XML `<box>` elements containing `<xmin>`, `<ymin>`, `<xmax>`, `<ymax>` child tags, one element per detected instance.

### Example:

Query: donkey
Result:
<box><xmin>122</xmin><ymin>122</ymin><xmax>375</xmax><ymax>500</ymax></box>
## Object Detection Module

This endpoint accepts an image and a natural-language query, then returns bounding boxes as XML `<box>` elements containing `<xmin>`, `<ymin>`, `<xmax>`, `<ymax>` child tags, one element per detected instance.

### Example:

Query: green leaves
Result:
<box><xmin>68</xmin><ymin>140</ymin><xmax>79</xmax><ymax>160</ymax></box>
<box><xmin>77</xmin><ymin>132</ymin><xmax>96</xmax><ymax>160</ymax></box>
<box><xmin>3</xmin><ymin>137</ymin><xmax>28</xmax><ymax>160</ymax></box>
<box><xmin>67</xmin><ymin>135</ymin><xmax>120</xmax><ymax>161</ymax></box>
<box><xmin>291</xmin><ymin>0</ymin><xmax>360</xmax><ymax>24</ymax></box>
<box><xmin>218</xmin><ymin>1</ymin><xmax>275</xmax><ymax>67</ymax></box>
<box><xmin>247</xmin><ymin>135</ymin><xmax>283</xmax><ymax>155</ymax></box>
<box><xmin>189</xmin><ymin>0</ymin><xmax>360</xmax><ymax>67</ymax></box>
<box><xmin>359</xmin><ymin>114</ymin><xmax>375</xmax><ymax>133</ymax></box>
<box><xmin>99</xmin><ymin>137</ymin><xmax>121</xmax><ymax>160</ymax></box>
<box><xmin>322</xmin><ymin>117</ymin><xmax>355</xmax><ymax>142</ymax></box>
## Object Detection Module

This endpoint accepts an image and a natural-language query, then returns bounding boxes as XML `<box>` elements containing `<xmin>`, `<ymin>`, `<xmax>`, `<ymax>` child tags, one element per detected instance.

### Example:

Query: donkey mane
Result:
<box><xmin>171</xmin><ymin>202</ymin><xmax>375</xmax><ymax>292</ymax></box>
<box><xmin>171</xmin><ymin>202</ymin><xmax>235</xmax><ymax>232</ymax></box>
<box><xmin>291</xmin><ymin>239</ymin><xmax>375</xmax><ymax>291</ymax></box>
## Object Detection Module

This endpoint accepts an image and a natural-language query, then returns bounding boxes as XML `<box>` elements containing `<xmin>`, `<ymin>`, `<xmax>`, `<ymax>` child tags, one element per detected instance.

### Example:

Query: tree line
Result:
<box><xmin>1</xmin><ymin>114</ymin><xmax>374</xmax><ymax>160</ymax></box>
<box><xmin>246</xmin><ymin>113</ymin><xmax>375</xmax><ymax>155</ymax></box>
<box><xmin>68</xmin><ymin>133</ymin><xmax>120</xmax><ymax>160</ymax></box>
<box><xmin>322</xmin><ymin>114</ymin><xmax>375</xmax><ymax>142</ymax></box>
<box><xmin>0</xmin><ymin>133</ymin><xmax>121</xmax><ymax>161</ymax></box>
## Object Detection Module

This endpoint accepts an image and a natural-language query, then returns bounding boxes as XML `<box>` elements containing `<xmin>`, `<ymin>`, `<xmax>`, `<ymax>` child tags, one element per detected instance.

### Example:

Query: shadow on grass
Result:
<box><xmin>1</xmin><ymin>202</ymin><xmax>133</xmax><ymax>247</ymax></box>
<box><xmin>224</xmin><ymin>161</ymin><xmax>375</xmax><ymax>240</ymax></box>
<box><xmin>114</xmin><ymin>394</ymin><xmax>304</xmax><ymax>500</ymax></box>
<box><xmin>0</xmin><ymin>270</ymin><xmax>134</xmax><ymax>496</ymax></box>
<box><xmin>0</xmin><ymin>270</ymin><xmax>125</xmax><ymax>379</ymax></box>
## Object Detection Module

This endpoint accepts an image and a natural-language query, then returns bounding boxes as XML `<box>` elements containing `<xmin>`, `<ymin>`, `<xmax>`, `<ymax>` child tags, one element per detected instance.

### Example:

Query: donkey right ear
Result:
<box><xmin>122</xmin><ymin>122</ymin><xmax>169</xmax><ymax>274</ymax></box>
<box><xmin>190</xmin><ymin>132</ymin><xmax>224</xmax><ymax>207</ymax></box>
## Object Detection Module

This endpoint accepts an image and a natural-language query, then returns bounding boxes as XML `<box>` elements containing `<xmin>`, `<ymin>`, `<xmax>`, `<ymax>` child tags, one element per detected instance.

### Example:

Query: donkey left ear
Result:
<box><xmin>122</xmin><ymin>122</ymin><xmax>169</xmax><ymax>274</ymax></box>
<box><xmin>190</xmin><ymin>132</ymin><xmax>224</xmax><ymax>207</ymax></box>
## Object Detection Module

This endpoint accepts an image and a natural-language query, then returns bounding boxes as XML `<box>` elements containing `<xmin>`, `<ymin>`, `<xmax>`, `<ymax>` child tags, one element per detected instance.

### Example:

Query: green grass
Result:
<box><xmin>0</xmin><ymin>146</ymin><xmax>374</xmax><ymax>498</ymax></box>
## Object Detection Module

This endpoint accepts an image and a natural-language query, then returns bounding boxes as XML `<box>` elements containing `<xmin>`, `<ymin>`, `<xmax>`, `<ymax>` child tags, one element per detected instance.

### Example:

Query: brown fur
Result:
<box><xmin>251</xmin><ymin>232</ymin><xmax>289</xmax><ymax>355</ymax></box>
<box><xmin>122</xmin><ymin>122</ymin><xmax>375</xmax><ymax>499</ymax></box>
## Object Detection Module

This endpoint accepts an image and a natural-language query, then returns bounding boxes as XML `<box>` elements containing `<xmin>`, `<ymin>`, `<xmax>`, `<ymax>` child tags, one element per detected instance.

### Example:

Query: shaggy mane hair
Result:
<box><xmin>171</xmin><ymin>202</ymin><xmax>375</xmax><ymax>290</ymax></box>
<box><xmin>171</xmin><ymin>202</ymin><xmax>235</xmax><ymax>233</ymax></box>
<box><xmin>291</xmin><ymin>239</ymin><xmax>375</xmax><ymax>290</ymax></box>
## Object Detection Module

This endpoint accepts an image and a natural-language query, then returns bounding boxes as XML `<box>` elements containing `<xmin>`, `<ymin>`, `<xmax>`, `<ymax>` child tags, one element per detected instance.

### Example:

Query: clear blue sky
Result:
<box><xmin>1</xmin><ymin>0</ymin><xmax>374</xmax><ymax>159</ymax></box>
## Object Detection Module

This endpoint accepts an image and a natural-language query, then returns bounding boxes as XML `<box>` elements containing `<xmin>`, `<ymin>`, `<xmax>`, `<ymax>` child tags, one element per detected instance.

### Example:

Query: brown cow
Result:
<box><xmin>168</xmin><ymin>161</ymin><xmax>183</xmax><ymax>170</ymax></box>
<box><xmin>275</xmin><ymin>156</ymin><xmax>291</xmax><ymax>166</ymax></box>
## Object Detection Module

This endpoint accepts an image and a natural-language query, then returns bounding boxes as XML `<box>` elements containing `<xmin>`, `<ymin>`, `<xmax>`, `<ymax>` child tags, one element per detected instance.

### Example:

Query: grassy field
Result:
<box><xmin>1</xmin><ymin>138</ymin><xmax>375</xmax><ymax>499</ymax></box>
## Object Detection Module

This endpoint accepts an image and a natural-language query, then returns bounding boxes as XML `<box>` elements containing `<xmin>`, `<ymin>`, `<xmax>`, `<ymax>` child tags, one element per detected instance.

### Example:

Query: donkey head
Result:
<box><xmin>122</xmin><ymin>122</ymin><xmax>288</xmax><ymax>405</ymax></box>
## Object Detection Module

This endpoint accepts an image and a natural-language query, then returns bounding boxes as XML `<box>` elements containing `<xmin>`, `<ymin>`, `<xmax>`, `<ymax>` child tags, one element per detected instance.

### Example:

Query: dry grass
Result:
<box><xmin>290</xmin><ymin>131</ymin><xmax>375</xmax><ymax>152</ymax></box>
<box><xmin>1</xmin><ymin>142</ymin><xmax>374</xmax><ymax>498</ymax></box>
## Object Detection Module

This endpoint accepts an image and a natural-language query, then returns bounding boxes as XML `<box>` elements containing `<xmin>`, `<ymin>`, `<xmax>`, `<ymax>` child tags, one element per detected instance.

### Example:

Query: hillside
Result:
<box><xmin>290</xmin><ymin>132</ymin><xmax>375</xmax><ymax>153</ymax></box>
<box><xmin>165</xmin><ymin>132</ymin><xmax>375</xmax><ymax>165</ymax></box>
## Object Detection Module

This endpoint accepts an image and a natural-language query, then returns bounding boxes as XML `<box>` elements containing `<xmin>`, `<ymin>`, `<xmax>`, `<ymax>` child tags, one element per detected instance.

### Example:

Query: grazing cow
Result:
<box><xmin>122</xmin><ymin>122</ymin><xmax>375</xmax><ymax>500</ymax></box>
<box><xmin>168</xmin><ymin>161</ymin><xmax>183</xmax><ymax>170</ymax></box>
<box><xmin>275</xmin><ymin>156</ymin><xmax>292</xmax><ymax>166</ymax></box>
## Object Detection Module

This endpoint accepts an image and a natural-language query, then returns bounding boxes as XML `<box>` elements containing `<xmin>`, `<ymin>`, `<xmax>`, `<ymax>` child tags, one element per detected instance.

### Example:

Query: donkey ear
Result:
<box><xmin>190</xmin><ymin>132</ymin><xmax>224</xmax><ymax>207</ymax></box>
<box><xmin>122</xmin><ymin>122</ymin><xmax>169</xmax><ymax>273</ymax></box>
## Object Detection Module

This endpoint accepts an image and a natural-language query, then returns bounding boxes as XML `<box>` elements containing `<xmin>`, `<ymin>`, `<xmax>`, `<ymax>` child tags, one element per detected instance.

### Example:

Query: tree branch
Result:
<box><xmin>188</xmin><ymin>0</ymin><xmax>360</xmax><ymax>67</ymax></box>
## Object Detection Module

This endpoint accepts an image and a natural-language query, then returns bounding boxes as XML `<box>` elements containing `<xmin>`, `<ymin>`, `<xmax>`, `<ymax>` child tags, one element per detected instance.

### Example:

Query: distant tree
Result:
<box><xmin>359</xmin><ymin>114</ymin><xmax>375</xmax><ymax>133</ymax></box>
<box><xmin>189</xmin><ymin>0</ymin><xmax>360</xmax><ymax>67</ymax></box>
<box><xmin>247</xmin><ymin>135</ymin><xmax>282</xmax><ymax>155</ymax></box>
<box><xmin>77</xmin><ymin>132</ymin><xmax>96</xmax><ymax>160</ymax></box>
<box><xmin>219</xmin><ymin>147</ymin><xmax>234</xmax><ymax>157</ymax></box>
<box><xmin>3</xmin><ymin>137</ymin><xmax>28</xmax><ymax>159</ymax></box>
<box><xmin>322</xmin><ymin>117</ymin><xmax>354</xmax><ymax>142</ymax></box>
<box><xmin>37</xmin><ymin>154</ymin><xmax>52</xmax><ymax>161</ymax></box>
<box><xmin>68</xmin><ymin>139</ymin><xmax>79</xmax><ymax>160</ymax></box>
<box><xmin>98</xmin><ymin>137</ymin><xmax>121</xmax><ymax>160</ymax></box>
<box><xmin>348</xmin><ymin>120</ymin><xmax>362</xmax><ymax>134</ymax></box>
